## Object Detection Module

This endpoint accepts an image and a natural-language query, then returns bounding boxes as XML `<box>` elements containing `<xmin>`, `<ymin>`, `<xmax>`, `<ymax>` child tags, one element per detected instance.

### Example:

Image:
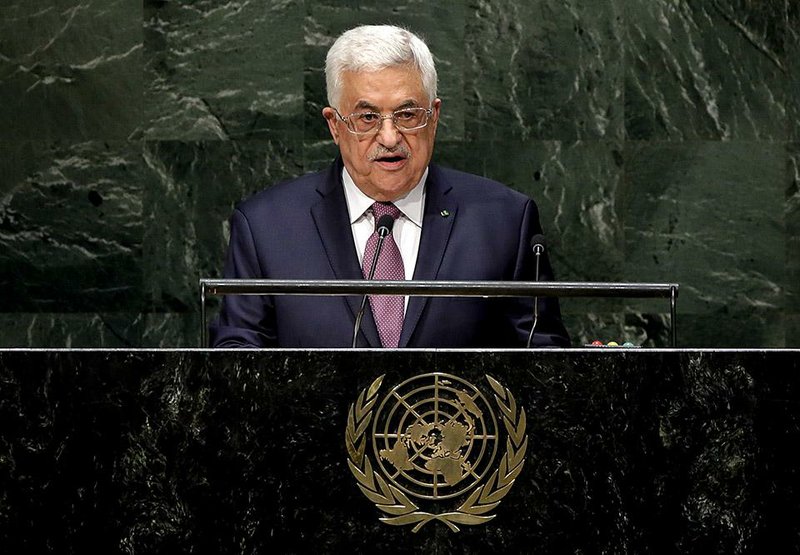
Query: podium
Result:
<box><xmin>1</xmin><ymin>349</ymin><xmax>798</xmax><ymax>553</ymax></box>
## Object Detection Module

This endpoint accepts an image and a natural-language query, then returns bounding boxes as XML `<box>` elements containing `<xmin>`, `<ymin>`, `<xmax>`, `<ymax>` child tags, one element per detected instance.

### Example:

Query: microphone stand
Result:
<box><xmin>352</xmin><ymin>217</ymin><xmax>393</xmax><ymax>348</ymax></box>
<box><xmin>526</xmin><ymin>238</ymin><xmax>545</xmax><ymax>348</ymax></box>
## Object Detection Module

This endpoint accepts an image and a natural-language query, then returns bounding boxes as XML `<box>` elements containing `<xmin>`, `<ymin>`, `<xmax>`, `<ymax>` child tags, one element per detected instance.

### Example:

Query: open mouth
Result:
<box><xmin>374</xmin><ymin>152</ymin><xmax>408</xmax><ymax>169</ymax></box>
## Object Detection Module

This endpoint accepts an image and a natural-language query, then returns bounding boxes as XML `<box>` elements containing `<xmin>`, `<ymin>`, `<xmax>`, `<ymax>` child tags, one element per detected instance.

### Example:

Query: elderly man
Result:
<box><xmin>210</xmin><ymin>25</ymin><xmax>569</xmax><ymax>348</ymax></box>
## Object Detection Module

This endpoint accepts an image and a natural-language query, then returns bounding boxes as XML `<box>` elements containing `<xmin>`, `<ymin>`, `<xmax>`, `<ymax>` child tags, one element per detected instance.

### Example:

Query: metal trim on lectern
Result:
<box><xmin>199</xmin><ymin>280</ymin><xmax>679</xmax><ymax>348</ymax></box>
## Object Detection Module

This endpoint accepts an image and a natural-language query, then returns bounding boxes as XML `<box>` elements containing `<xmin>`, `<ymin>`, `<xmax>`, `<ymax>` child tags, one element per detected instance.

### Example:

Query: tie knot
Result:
<box><xmin>371</xmin><ymin>201</ymin><xmax>402</xmax><ymax>224</ymax></box>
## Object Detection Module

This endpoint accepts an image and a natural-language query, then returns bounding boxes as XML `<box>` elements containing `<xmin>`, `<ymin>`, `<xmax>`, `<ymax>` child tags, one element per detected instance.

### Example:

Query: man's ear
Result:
<box><xmin>322</xmin><ymin>107</ymin><xmax>340</xmax><ymax>145</ymax></box>
<box><xmin>431</xmin><ymin>98</ymin><xmax>442</xmax><ymax>124</ymax></box>
<box><xmin>429</xmin><ymin>98</ymin><xmax>442</xmax><ymax>136</ymax></box>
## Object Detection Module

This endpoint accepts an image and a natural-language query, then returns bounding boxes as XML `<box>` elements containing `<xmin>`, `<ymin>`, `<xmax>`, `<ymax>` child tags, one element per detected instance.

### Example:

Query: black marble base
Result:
<box><xmin>1</xmin><ymin>350</ymin><xmax>798</xmax><ymax>553</ymax></box>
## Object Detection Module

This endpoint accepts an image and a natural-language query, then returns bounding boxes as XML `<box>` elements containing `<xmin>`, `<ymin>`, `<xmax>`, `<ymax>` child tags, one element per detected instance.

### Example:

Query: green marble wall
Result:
<box><xmin>0</xmin><ymin>0</ymin><xmax>797</xmax><ymax>347</ymax></box>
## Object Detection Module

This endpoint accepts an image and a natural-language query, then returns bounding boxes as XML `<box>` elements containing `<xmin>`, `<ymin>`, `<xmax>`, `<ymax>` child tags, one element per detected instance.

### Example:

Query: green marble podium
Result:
<box><xmin>1</xmin><ymin>349</ymin><xmax>798</xmax><ymax>553</ymax></box>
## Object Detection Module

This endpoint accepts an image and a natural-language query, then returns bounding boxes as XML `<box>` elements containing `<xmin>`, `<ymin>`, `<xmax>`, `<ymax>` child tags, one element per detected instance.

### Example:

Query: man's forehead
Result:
<box><xmin>339</xmin><ymin>67</ymin><xmax>426</xmax><ymax>105</ymax></box>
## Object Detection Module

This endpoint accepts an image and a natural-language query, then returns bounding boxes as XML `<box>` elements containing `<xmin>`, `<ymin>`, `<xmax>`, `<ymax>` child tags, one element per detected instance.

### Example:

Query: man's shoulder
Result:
<box><xmin>235</xmin><ymin>166</ymin><xmax>333</xmax><ymax>216</ymax></box>
<box><xmin>431</xmin><ymin>165</ymin><xmax>531</xmax><ymax>204</ymax></box>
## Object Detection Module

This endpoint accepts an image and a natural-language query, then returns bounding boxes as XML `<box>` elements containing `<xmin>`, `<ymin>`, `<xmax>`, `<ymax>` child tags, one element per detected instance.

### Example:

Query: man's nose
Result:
<box><xmin>375</xmin><ymin>116</ymin><xmax>402</xmax><ymax>148</ymax></box>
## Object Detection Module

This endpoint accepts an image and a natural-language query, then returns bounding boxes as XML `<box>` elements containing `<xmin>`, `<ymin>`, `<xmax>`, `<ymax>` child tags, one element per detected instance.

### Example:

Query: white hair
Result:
<box><xmin>325</xmin><ymin>25</ymin><xmax>438</xmax><ymax>110</ymax></box>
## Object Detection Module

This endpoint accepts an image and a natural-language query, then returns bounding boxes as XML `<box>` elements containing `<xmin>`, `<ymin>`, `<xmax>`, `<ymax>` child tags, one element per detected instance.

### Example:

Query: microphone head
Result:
<box><xmin>376</xmin><ymin>214</ymin><xmax>395</xmax><ymax>237</ymax></box>
<box><xmin>530</xmin><ymin>234</ymin><xmax>546</xmax><ymax>254</ymax></box>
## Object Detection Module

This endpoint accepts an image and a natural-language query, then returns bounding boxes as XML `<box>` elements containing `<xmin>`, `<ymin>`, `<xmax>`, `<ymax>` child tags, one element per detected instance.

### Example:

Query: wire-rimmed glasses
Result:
<box><xmin>334</xmin><ymin>107</ymin><xmax>433</xmax><ymax>135</ymax></box>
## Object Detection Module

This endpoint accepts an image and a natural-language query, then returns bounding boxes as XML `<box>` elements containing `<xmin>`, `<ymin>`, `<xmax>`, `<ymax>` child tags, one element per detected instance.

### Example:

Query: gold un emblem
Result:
<box><xmin>345</xmin><ymin>373</ymin><xmax>527</xmax><ymax>532</ymax></box>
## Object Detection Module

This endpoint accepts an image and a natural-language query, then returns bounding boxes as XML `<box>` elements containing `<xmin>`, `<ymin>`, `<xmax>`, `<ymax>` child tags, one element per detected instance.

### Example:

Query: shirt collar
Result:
<box><xmin>342</xmin><ymin>166</ymin><xmax>427</xmax><ymax>228</ymax></box>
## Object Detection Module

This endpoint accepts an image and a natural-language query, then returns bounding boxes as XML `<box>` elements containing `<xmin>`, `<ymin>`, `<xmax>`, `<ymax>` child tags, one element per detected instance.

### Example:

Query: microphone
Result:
<box><xmin>352</xmin><ymin>214</ymin><xmax>396</xmax><ymax>348</ymax></box>
<box><xmin>526</xmin><ymin>234</ymin><xmax>546</xmax><ymax>348</ymax></box>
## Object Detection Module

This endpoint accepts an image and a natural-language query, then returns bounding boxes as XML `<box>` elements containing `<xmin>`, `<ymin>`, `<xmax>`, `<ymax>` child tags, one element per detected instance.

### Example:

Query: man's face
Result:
<box><xmin>323</xmin><ymin>65</ymin><xmax>441</xmax><ymax>202</ymax></box>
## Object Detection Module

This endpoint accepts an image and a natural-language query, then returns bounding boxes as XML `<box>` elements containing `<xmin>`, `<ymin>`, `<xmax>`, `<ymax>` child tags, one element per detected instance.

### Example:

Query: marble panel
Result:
<box><xmin>462</xmin><ymin>140</ymin><xmax>625</xmax><ymax>291</ymax></box>
<box><xmin>788</xmin><ymin>143</ymin><xmax>799</xmax><ymax>313</ymax></box>
<box><xmin>0</xmin><ymin>0</ymin><xmax>143</xmax><ymax>141</ymax></box>
<box><xmin>304</xmin><ymin>1</ymin><xmax>466</xmax><ymax>142</ymax></box>
<box><xmin>623</xmin><ymin>141</ymin><xmax>784</xmax><ymax>318</ymax></box>
<box><xmin>788</xmin><ymin>0</ymin><xmax>799</xmax><ymax>141</ymax></box>
<box><xmin>141</xmin><ymin>312</ymin><xmax>203</xmax><ymax>348</ymax></box>
<box><xmin>678</xmin><ymin>309</ymin><xmax>785</xmax><ymax>348</ymax></box>
<box><xmin>429</xmin><ymin>139</ymin><xmax>467</xmax><ymax>173</ymax></box>
<box><xmin>562</xmin><ymin>310</ymin><xmax>672</xmax><ymax>347</ymax></box>
<box><xmin>0</xmin><ymin>0</ymin><xmax>793</xmax><ymax>349</ymax></box>
<box><xmin>142</xmin><ymin>140</ymin><xmax>303</xmax><ymax>312</ymax></box>
<box><xmin>787</xmin><ymin>315</ymin><xmax>800</xmax><ymax>347</ymax></box>
<box><xmin>465</xmin><ymin>0</ymin><xmax>624</xmax><ymax>142</ymax></box>
<box><xmin>0</xmin><ymin>141</ymin><xmax>144</xmax><ymax>312</ymax></box>
<box><xmin>0</xmin><ymin>313</ymin><xmax>142</xmax><ymax>348</ymax></box>
<box><xmin>143</xmin><ymin>0</ymin><xmax>304</xmax><ymax>141</ymax></box>
<box><xmin>2</xmin><ymin>351</ymin><xmax>798</xmax><ymax>552</ymax></box>
<box><xmin>624</xmin><ymin>0</ymin><xmax>788</xmax><ymax>140</ymax></box>
<box><xmin>302</xmin><ymin>139</ymin><xmax>340</xmax><ymax>174</ymax></box>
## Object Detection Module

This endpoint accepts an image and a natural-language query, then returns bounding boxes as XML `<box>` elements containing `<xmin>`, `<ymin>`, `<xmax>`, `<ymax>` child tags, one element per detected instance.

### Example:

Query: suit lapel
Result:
<box><xmin>310</xmin><ymin>160</ymin><xmax>381</xmax><ymax>347</ymax></box>
<box><xmin>400</xmin><ymin>165</ymin><xmax>457</xmax><ymax>347</ymax></box>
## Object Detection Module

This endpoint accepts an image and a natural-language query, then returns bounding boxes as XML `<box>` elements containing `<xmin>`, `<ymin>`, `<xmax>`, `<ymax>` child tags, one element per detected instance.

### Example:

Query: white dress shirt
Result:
<box><xmin>342</xmin><ymin>167</ymin><xmax>427</xmax><ymax>307</ymax></box>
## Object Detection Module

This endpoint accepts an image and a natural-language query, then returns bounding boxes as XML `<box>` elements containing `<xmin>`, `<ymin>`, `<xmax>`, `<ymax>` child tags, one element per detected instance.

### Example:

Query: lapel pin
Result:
<box><xmin>440</xmin><ymin>209</ymin><xmax>450</xmax><ymax>218</ymax></box>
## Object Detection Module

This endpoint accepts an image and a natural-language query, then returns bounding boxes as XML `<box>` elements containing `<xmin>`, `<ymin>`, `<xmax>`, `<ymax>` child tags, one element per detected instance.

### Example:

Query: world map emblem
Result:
<box><xmin>345</xmin><ymin>373</ymin><xmax>527</xmax><ymax>532</ymax></box>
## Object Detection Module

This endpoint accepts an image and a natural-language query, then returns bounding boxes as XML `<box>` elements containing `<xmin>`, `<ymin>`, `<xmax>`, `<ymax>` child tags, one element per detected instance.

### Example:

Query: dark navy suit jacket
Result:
<box><xmin>209</xmin><ymin>159</ymin><xmax>570</xmax><ymax>348</ymax></box>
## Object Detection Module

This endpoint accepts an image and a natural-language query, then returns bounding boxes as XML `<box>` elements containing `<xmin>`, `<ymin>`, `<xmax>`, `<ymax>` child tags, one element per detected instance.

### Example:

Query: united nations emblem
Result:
<box><xmin>345</xmin><ymin>373</ymin><xmax>527</xmax><ymax>532</ymax></box>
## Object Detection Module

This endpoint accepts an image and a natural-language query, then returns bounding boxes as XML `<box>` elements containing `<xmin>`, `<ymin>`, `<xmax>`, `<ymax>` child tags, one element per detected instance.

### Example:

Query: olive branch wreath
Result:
<box><xmin>345</xmin><ymin>374</ymin><xmax>527</xmax><ymax>533</ymax></box>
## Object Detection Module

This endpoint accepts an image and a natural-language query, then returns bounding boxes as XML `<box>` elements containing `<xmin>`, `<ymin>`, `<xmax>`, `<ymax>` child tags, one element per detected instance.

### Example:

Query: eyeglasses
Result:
<box><xmin>334</xmin><ymin>107</ymin><xmax>433</xmax><ymax>135</ymax></box>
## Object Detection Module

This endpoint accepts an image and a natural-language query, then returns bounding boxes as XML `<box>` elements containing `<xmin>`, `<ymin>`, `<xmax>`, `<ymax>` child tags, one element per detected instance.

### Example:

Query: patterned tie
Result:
<box><xmin>362</xmin><ymin>202</ymin><xmax>405</xmax><ymax>348</ymax></box>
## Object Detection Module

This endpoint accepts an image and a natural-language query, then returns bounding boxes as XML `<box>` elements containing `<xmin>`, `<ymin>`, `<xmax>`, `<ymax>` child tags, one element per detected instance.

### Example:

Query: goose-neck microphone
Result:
<box><xmin>526</xmin><ymin>234</ymin><xmax>546</xmax><ymax>348</ymax></box>
<box><xmin>352</xmin><ymin>214</ymin><xmax>395</xmax><ymax>348</ymax></box>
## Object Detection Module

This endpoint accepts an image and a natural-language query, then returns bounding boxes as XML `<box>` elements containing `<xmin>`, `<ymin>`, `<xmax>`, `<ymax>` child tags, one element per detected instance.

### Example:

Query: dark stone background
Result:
<box><xmin>0</xmin><ymin>1</ymin><xmax>798</xmax><ymax>347</ymax></box>
<box><xmin>0</xmin><ymin>350</ymin><xmax>798</xmax><ymax>553</ymax></box>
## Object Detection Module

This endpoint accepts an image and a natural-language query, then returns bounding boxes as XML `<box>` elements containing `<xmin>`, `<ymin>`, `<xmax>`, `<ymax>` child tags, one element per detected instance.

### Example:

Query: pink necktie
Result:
<box><xmin>362</xmin><ymin>202</ymin><xmax>405</xmax><ymax>348</ymax></box>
